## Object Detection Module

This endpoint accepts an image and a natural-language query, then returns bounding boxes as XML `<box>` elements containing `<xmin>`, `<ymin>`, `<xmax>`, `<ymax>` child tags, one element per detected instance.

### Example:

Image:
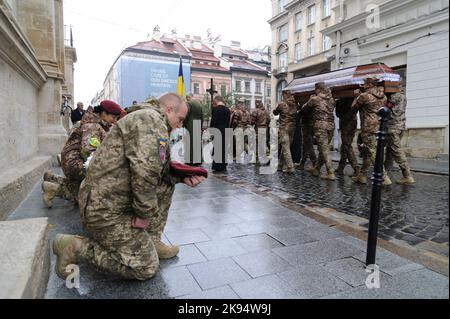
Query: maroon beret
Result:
<box><xmin>100</xmin><ymin>100</ymin><xmax>122</xmax><ymax>115</ymax></box>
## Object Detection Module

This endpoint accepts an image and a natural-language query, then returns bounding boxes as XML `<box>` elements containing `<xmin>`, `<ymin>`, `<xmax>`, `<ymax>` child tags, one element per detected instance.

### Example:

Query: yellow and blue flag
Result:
<box><xmin>177</xmin><ymin>57</ymin><xmax>185</xmax><ymax>97</ymax></box>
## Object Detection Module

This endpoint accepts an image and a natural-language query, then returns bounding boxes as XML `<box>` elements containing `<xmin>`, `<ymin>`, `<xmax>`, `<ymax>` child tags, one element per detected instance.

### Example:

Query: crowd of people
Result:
<box><xmin>44</xmin><ymin>74</ymin><xmax>414</xmax><ymax>282</ymax></box>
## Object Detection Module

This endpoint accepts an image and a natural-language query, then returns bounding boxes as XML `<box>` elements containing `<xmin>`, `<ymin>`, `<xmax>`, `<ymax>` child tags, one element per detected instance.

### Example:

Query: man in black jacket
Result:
<box><xmin>71</xmin><ymin>102</ymin><xmax>85</xmax><ymax>125</ymax></box>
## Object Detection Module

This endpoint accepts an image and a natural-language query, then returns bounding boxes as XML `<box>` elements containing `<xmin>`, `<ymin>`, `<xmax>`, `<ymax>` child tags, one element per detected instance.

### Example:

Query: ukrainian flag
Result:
<box><xmin>177</xmin><ymin>57</ymin><xmax>185</xmax><ymax>97</ymax></box>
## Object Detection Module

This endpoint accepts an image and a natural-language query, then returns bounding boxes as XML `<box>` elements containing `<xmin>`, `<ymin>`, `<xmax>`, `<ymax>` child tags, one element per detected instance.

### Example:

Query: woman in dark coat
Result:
<box><xmin>210</xmin><ymin>96</ymin><xmax>231</xmax><ymax>172</ymax></box>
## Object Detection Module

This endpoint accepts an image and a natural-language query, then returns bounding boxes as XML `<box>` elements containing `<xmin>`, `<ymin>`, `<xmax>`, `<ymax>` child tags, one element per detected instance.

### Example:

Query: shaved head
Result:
<box><xmin>159</xmin><ymin>92</ymin><xmax>188</xmax><ymax>129</ymax></box>
<box><xmin>159</xmin><ymin>92</ymin><xmax>186</xmax><ymax>112</ymax></box>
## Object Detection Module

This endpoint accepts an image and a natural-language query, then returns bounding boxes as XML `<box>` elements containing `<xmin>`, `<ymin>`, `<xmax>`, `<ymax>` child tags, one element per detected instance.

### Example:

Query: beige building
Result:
<box><xmin>269</xmin><ymin>0</ymin><xmax>337</xmax><ymax>106</ymax></box>
<box><xmin>322</xmin><ymin>0</ymin><xmax>449</xmax><ymax>159</ymax></box>
<box><xmin>0</xmin><ymin>0</ymin><xmax>76</xmax><ymax>219</ymax></box>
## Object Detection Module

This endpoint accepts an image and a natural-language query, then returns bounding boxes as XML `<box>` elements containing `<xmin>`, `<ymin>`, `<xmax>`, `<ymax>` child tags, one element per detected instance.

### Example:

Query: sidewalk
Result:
<box><xmin>7</xmin><ymin>174</ymin><xmax>449</xmax><ymax>299</ymax></box>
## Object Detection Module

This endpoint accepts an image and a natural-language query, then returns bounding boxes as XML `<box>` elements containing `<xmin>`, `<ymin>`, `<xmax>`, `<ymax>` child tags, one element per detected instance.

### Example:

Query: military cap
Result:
<box><xmin>100</xmin><ymin>100</ymin><xmax>122</xmax><ymax>115</ymax></box>
<box><xmin>363</xmin><ymin>77</ymin><xmax>379</xmax><ymax>87</ymax></box>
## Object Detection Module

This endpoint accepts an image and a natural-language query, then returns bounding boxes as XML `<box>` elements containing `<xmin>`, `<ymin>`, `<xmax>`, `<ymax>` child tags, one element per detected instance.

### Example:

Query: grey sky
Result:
<box><xmin>63</xmin><ymin>0</ymin><xmax>272</xmax><ymax>106</ymax></box>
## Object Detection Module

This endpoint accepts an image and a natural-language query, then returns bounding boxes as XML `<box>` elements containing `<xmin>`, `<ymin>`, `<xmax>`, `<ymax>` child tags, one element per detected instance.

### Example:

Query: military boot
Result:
<box><xmin>321</xmin><ymin>172</ymin><xmax>336</xmax><ymax>181</ymax></box>
<box><xmin>383</xmin><ymin>174</ymin><xmax>393</xmax><ymax>186</ymax></box>
<box><xmin>334</xmin><ymin>165</ymin><xmax>345</xmax><ymax>176</ymax></box>
<box><xmin>286</xmin><ymin>168</ymin><xmax>295</xmax><ymax>175</ymax></box>
<box><xmin>352</xmin><ymin>173</ymin><xmax>367</xmax><ymax>184</ymax></box>
<box><xmin>297</xmin><ymin>162</ymin><xmax>305</xmax><ymax>171</ymax></box>
<box><xmin>351</xmin><ymin>166</ymin><xmax>360</xmax><ymax>178</ymax></box>
<box><xmin>42</xmin><ymin>181</ymin><xmax>60</xmax><ymax>208</ymax></box>
<box><xmin>310</xmin><ymin>165</ymin><xmax>320</xmax><ymax>177</ymax></box>
<box><xmin>52</xmin><ymin>234</ymin><xmax>84</xmax><ymax>280</ymax></box>
<box><xmin>153</xmin><ymin>239</ymin><xmax>179</xmax><ymax>260</ymax></box>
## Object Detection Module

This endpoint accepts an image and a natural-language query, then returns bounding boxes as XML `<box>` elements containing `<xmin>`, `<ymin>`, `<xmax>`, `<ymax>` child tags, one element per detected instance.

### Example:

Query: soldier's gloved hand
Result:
<box><xmin>183</xmin><ymin>176</ymin><xmax>206</xmax><ymax>188</ymax></box>
<box><xmin>131</xmin><ymin>217</ymin><xmax>150</xmax><ymax>229</ymax></box>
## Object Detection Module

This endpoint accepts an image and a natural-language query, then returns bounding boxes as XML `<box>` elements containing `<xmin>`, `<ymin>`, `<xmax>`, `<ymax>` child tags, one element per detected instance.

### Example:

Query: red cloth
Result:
<box><xmin>101</xmin><ymin>100</ymin><xmax>122</xmax><ymax>115</ymax></box>
<box><xmin>170</xmin><ymin>161</ymin><xmax>208</xmax><ymax>179</ymax></box>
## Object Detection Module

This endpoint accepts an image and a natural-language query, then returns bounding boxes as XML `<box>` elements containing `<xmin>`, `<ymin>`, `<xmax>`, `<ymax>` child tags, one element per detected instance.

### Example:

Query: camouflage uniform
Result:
<box><xmin>302</xmin><ymin>89</ymin><xmax>336</xmax><ymax>177</ymax></box>
<box><xmin>335</xmin><ymin>98</ymin><xmax>359</xmax><ymax>174</ymax></box>
<box><xmin>354</xmin><ymin>86</ymin><xmax>387</xmax><ymax>177</ymax></box>
<box><xmin>385</xmin><ymin>92</ymin><xmax>413</xmax><ymax>179</ymax></box>
<box><xmin>273</xmin><ymin>98</ymin><xmax>298</xmax><ymax>172</ymax></box>
<box><xmin>47</xmin><ymin>112</ymin><xmax>112</xmax><ymax>203</ymax></box>
<box><xmin>252</xmin><ymin>106</ymin><xmax>271</xmax><ymax>163</ymax></box>
<box><xmin>77</xmin><ymin>104</ymin><xmax>179</xmax><ymax>280</ymax></box>
<box><xmin>233</xmin><ymin>105</ymin><xmax>252</xmax><ymax>159</ymax></box>
<box><xmin>299</xmin><ymin>107</ymin><xmax>317</xmax><ymax>169</ymax></box>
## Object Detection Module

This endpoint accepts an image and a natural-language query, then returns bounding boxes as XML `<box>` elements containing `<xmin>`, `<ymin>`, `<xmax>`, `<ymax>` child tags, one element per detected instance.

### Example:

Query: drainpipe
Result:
<box><xmin>336</xmin><ymin>30</ymin><xmax>342</xmax><ymax>69</ymax></box>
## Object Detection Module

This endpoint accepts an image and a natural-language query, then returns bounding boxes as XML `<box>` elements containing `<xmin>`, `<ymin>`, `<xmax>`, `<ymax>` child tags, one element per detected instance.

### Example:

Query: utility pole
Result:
<box><xmin>206</xmin><ymin>78</ymin><xmax>218</xmax><ymax>116</ymax></box>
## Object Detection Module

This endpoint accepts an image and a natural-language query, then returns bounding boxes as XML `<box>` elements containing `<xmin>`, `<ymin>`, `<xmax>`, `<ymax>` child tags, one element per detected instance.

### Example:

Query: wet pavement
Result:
<box><xmin>221</xmin><ymin>163</ymin><xmax>449</xmax><ymax>257</ymax></box>
<box><xmin>8</xmin><ymin>174</ymin><xmax>449</xmax><ymax>299</ymax></box>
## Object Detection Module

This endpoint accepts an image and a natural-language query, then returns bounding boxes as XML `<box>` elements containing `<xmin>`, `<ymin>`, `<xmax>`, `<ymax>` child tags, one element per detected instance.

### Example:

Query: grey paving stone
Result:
<box><xmin>188</xmin><ymin>258</ymin><xmax>251</xmax><ymax>290</ymax></box>
<box><xmin>320</xmin><ymin>258</ymin><xmax>380</xmax><ymax>288</ymax></box>
<box><xmin>160</xmin><ymin>266</ymin><xmax>202</xmax><ymax>297</ymax></box>
<box><xmin>336</xmin><ymin>236</ymin><xmax>369</xmax><ymax>251</ymax></box>
<box><xmin>268</xmin><ymin>216</ymin><xmax>310</xmax><ymax>229</ymax></box>
<box><xmin>165</xmin><ymin>229</ymin><xmax>211</xmax><ymax>246</ymax></box>
<box><xmin>235</xmin><ymin>220</ymin><xmax>278</xmax><ymax>235</ymax></box>
<box><xmin>299</xmin><ymin>226</ymin><xmax>347</xmax><ymax>240</ymax></box>
<box><xmin>200</xmin><ymin>224</ymin><xmax>246</xmax><ymax>240</ymax></box>
<box><xmin>321</xmin><ymin>284</ymin><xmax>406</xmax><ymax>299</ymax></box>
<box><xmin>159</xmin><ymin>244</ymin><xmax>207</xmax><ymax>269</ymax></box>
<box><xmin>352</xmin><ymin>250</ymin><xmax>423</xmax><ymax>276</ymax></box>
<box><xmin>267</xmin><ymin>228</ymin><xmax>317</xmax><ymax>246</ymax></box>
<box><xmin>277</xmin><ymin>266</ymin><xmax>353</xmax><ymax>298</ymax></box>
<box><xmin>170</xmin><ymin>216</ymin><xmax>218</xmax><ymax>230</ymax></box>
<box><xmin>178</xmin><ymin>286</ymin><xmax>240</xmax><ymax>300</ymax></box>
<box><xmin>388</xmin><ymin>269</ymin><xmax>449</xmax><ymax>299</ymax></box>
<box><xmin>233</xmin><ymin>234</ymin><xmax>284</xmax><ymax>252</ymax></box>
<box><xmin>233</xmin><ymin>251</ymin><xmax>294</xmax><ymax>278</ymax></box>
<box><xmin>195</xmin><ymin>239</ymin><xmax>248</xmax><ymax>260</ymax></box>
<box><xmin>207</xmin><ymin>213</ymin><xmax>245</xmax><ymax>225</ymax></box>
<box><xmin>230</xmin><ymin>274</ymin><xmax>307</xmax><ymax>299</ymax></box>
<box><xmin>272</xmin><ymin>239</ymin><xmax>363</xmax><ymax>266</ymax></box>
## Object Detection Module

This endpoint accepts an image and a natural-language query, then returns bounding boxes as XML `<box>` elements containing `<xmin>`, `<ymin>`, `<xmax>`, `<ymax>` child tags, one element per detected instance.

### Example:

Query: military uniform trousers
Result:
<box><xmin>385</xmin><ymin>130</ymin><xmax>410</xmax><ymax>173</ymax></box>
<box><xmin>255</xmin><ymin>126</ymin><xmax>269</xmax><ymax>164</ymax></box>
<box><xmin>314</xmin><ymin>128</ymin><xmax>334</xmax><ymax>173</ymax></box>
<box><xmin>78</xmin><ymin>182</ymin><xmax>175</xmax><ymax>281</ymax></box>
<box><xmin>55</xmin><ymin>158</ymin><xmax>85</xmax><ymax>203</ymax></box>
<box><xmin>300</xmin><ymin>124</ymin><xmax>317</xmax><ymax>166</ymax></box>
<box><xmin>279</xmin><ymin>126</ymin><xmax>295</xmax><ymax>170</ymax></box>
<box><xmin>338</xmin><ymin>127</ymin><xmax>358</xmax><ymax>170</ymax></box>
<box><xmin>360</xmin><ymin>132</ymin><xmax>377</xmax><ymax>175</ymax></box>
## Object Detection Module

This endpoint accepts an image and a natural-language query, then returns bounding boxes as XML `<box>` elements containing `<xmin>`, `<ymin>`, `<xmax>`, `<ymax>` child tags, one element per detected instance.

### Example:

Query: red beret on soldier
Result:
<box><xmin>100</xmin><ymin>100</ymin><xmax>122</xmax><ymax>115</ymax></box>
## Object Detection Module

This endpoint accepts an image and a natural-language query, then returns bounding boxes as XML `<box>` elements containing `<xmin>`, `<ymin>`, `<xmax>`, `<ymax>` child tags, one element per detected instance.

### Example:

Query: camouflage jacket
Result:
<box><xmin>273</xmin><ymin>100</ymin><xmax>298</xmax><ymax>130</ymax></box>
<box><xmin>232</xmin><ymin>107</ymin><xmax>252</xmax><ymax>128</ymax></box>
<box><xmin>354</xmin><ymin>87</ymin><xmax>387</xmax><ymax>134</ymax></box>
<box><xmin>252</xmin><ymin>108</ymin><xmax>271</xmax><ymax>128</ymax></box>
<box><xmin>387</xmin><ymin>92</ymin><xmax>406</xmax><ymax>132</ymax></box>
<box><xmin>78</xmin><ymin>106</ymin><xmax>179</xmax><ymax>228</ymax></box>
<box><xmin>61</xmin><ymin>121</ymin><xmax>83</xmax><ymax>177</ymax></box>
<box><xmin>80</xmin><ymin>111</ymin><xmax>112</xmax><ymax>161</ymax></box>
<box><xmin>301</xmin><ymin>91</ymin><xmax>336</xmax><ymax>131</ymax></box>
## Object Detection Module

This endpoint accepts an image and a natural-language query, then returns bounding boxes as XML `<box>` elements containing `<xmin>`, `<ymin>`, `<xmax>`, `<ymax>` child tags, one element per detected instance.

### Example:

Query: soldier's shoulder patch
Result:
<box><xmin>159</xmin><ymin>138</ymin><xmax>168</xmax><ymax>162</ymax></box>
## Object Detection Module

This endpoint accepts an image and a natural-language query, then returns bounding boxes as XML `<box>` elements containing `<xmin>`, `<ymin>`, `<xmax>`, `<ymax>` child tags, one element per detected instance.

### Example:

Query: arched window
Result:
<box><xmin>276</xmin><ymin>80</ymin><xmax>288</xmax><ymax>103</ymax></box>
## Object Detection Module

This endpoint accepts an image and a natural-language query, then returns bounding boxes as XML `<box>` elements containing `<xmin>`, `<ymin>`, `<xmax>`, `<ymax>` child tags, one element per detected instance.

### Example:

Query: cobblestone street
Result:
<box><xmin>221</xmin><ymin>163</ymin><xmax>449</xmax><ymax>257</ymax></box>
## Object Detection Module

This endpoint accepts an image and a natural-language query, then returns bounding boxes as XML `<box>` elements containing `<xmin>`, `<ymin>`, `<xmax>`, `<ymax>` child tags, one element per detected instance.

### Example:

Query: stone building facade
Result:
<box><xmin>0</xmin><ymin>0</ymin><xmax>76</xmax><ymax>219</ymax></box>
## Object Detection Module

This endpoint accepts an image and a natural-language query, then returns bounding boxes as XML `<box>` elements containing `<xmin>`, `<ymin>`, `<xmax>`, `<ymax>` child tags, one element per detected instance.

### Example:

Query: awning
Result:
<box><xmin>285</xmin><ymin>63</ymin><xmax>400</xmax><ymax>95</ymax></box>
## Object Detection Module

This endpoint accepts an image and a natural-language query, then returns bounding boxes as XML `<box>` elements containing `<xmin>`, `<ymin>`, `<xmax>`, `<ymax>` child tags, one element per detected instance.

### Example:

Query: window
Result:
<box><xmin>193</xmin><ymin>83</ymin><xmax>200</xmax><ymax>95</ymax></box>
<box><xmin>308</xmin><ymin>5</ymin><xmax>316</xmax><ymax>25</ymax></box>
<box><xmin>279</xmin><ymin>0</ymin><xmax>286</xmax><ymax>14</ymax></box>
<box><xmin>307</xmin><ymin>37</ymin><xmax>315</xmax><ymax>56</ymax></box>
<box><xmin>255</xmin><ymin>82</ymin><xmax>262</xmax><ymax>94</ymax></box>
<box><xmin>278</xmin><ymin>51</ymin><xmax>287</xmax><ymax>68</ymax></box>
<box><xmin>295</xmin><ymin>12</ymin><xmax>302</xmax><ymax>31</ymax></box>
<box><xmin>245</xmin><ymin>81</ymin><xmax>251</xmax><ymax>93</ymax></box>
<box><xmin>235</xmin><ymin>81</ymin><xmax>241</xmax><ymax>92</ymax></box>
<box><xmin>221</xmin><ymin>85</ymin><xmax>227</xmax><ymax>96</ymax></box>
<box><xmin>323</xmin><ymin>0</ymin><xmax>331</xmax><ymax>18</ymax></box>
<box><xmin>323</xmin><ymin>35</ymin><xmax>332</xmax><ymax>51</ymax></box>
<box><xmin>267</xmin><ymin>86</ymin><xmax>272</xmax><ymax>97</ymax></box>
<box><xmin>295</xmin><ymin>43</ymin><xmax>302</xmax><ymax>62</ymax></box>
<box><xmin>276</xmin><ymin>80</ymin><xmax>288</xmax><ymax>103</ymax></box>
<box><xmin>279</xmin><ymin>24</ymin><xmax>288</xmax><ymax>43</ymax></box>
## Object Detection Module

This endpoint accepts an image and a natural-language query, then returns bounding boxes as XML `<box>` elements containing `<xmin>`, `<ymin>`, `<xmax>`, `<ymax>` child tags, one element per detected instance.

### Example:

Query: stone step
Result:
<box><xmin>0</xmin><ymin>218</ymin><xmax>50</xmax><ymax>299</ymax></box>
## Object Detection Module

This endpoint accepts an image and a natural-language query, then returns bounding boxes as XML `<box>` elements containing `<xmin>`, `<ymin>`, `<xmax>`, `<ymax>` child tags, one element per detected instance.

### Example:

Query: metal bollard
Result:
<box><xmin>366</xmin><ymin>106</ymin><xmax>391</xmax><ymax>266</ymax></box>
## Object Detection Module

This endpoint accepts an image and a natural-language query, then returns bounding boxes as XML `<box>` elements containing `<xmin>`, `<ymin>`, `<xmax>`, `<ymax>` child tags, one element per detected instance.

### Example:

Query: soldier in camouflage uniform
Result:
<box><xmin>42</xmin><ymin>101</ymin><xmax>123</xmax><ymax>208</ymax></box>
<box><xmin>273</xmin><ymin>91</ymin><xmax>298</xmax><ymax>174</ymax></box>
<box><xmin>352</xmin><ymin>77</ymin><xmax>389</xmax><ymax>185</ymax></box>
<box><xmin>233</xmin><ymin>101</ymin><xmax>252</xmax><ymax>161</ymax></box>
<box><xmin>301</xmin><ymin>82</ymin><xmax>336</xmax><ymax>180</ymax></box>
<box><xmin>298</xmin><ymin>103</ymin><xmax>318</xmax><ymax>171</ymax></box>
<box><xmin>51</xmin><ymin>93</ymin><xmax>206</xmax><ymax>281</ymax></box>
<box><xmin>335</xmin><ymin>98</ymin><xmax>360</xmax><ymax>177</ymax></box>
<box><xmin>252</xmin><ymin>101</ymin><xmax>271</xmax><ymax>164</ymax></box>
<box><xmin>385</xmin><ymin>90</ymin><xmax>415</xmax><ymax>185</ymax></box>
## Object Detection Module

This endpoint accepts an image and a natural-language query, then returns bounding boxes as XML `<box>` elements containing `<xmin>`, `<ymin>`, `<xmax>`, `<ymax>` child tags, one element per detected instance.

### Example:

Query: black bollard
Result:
<box><xmin>366</xmin><ymin>106</ymin><xmax>391</xmax><ymax>266</ymax></box>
